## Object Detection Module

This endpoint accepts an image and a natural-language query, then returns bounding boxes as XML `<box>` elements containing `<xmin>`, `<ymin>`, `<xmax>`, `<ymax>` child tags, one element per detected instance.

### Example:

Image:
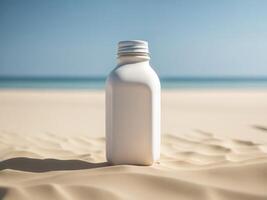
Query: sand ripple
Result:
<box><xmin>0</xmin><ymin>131</ymin><xmax>267</xmax><ymax>200</ymax></box>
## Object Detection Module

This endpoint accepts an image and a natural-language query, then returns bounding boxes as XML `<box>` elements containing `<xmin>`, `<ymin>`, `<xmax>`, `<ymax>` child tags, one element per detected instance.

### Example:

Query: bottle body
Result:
<box><xmin>106</xmin><ymin>53</ymin><xmax>161</xmax><ymax>165</ymax></box>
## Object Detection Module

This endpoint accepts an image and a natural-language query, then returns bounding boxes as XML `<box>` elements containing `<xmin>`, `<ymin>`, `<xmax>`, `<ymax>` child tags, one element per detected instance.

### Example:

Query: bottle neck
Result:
<box><xmin>117</xmin><ymin>55</ymin><xmax>150</xmax><ymax>66</ymax></box>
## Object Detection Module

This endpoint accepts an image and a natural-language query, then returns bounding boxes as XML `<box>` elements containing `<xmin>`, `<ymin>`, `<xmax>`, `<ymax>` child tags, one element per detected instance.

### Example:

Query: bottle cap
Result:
<box><xmin>117</xmin><ymin>40</ymin><xmax>149</xmax><ymax>56</ymax></box>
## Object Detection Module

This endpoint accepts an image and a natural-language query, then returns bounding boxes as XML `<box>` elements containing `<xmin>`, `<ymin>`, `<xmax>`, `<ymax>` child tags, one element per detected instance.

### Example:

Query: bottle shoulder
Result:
<box><xmin>106</xmin><ymin>63</ymin><xmax>160</xmax><ymax>89</ymax></box>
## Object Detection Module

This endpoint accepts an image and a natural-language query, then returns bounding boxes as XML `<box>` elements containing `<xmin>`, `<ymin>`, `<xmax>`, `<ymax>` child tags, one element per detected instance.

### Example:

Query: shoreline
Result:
<box><xmin>1</xmin><ymin>87</ymin><xmax>267</xmax><ymax>91</ymax></box>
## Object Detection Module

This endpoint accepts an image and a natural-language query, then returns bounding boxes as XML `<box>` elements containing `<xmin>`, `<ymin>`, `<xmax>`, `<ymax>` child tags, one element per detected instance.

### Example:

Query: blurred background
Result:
<box><xmin>1</xmin><ymin>0</ymin><xmax>267</xmax><ymax>89</ymax></box>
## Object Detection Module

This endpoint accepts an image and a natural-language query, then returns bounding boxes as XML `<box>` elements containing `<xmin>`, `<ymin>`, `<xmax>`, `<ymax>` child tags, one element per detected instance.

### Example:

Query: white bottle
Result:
<box><xmin>106</xmin><ymin>40</ymin><xmax>161</xmax><ymax>165</ymax></box>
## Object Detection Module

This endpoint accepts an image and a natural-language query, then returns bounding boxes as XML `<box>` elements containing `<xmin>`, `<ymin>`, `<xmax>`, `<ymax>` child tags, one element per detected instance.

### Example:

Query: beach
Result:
<box><xmin>0</xmin><ymin>89</ymin><xmax>267</xmax><ymax>200</ymax></box>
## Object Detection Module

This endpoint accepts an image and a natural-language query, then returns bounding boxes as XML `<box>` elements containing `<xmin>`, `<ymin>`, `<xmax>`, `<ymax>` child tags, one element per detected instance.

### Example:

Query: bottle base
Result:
<box><xmin>107</xmin><ymin>158</ymin><xmax>154</xmax><ymax>166</ymax></box>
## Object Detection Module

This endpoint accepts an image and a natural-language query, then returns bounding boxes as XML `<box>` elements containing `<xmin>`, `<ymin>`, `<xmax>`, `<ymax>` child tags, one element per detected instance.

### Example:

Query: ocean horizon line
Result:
<box><xmin>1</xmin><ymin>75</ymin><xmax>267</xmax><ymax>81</ymax></box>
<box><xmin>1</xmin><ymin>75</ymin><xmax>267</xmax><ymax>89</ymax></box>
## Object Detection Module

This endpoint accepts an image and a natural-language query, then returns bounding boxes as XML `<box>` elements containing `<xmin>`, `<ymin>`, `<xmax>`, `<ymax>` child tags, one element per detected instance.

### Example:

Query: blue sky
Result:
<box><xmin>0</xmin><ymin>0</ymin><xmax>267</xmax><ymax>77</ymax></box>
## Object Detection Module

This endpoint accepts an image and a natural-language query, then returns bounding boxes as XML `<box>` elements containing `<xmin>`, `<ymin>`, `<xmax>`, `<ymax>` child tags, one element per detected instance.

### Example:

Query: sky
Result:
<box><xmin>0</xmin><ymin>0</ymin><xmax>267</xmax><ymax>77</ymax></box>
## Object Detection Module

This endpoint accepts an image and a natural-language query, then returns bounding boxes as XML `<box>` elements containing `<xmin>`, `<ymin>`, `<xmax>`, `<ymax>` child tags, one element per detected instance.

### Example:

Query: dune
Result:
<box><xmin>0</xmin><ymin>89</ymin><xmax>267</xmax><ymax>200</ymax></box>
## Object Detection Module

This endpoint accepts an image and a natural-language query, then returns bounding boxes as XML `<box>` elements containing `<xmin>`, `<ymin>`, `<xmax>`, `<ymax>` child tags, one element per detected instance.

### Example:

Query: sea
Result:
<box><xmin>1</xmin><ymin>77</ymin><xmax>267</xmax><ymax>90</ymax></box>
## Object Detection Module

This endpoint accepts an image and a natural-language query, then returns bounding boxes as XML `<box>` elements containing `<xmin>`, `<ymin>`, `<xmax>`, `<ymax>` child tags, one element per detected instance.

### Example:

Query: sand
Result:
<box><xmin>0</xmin><ymin>89</ymin><xmax>267</xmax><ymax>200</ymax></box>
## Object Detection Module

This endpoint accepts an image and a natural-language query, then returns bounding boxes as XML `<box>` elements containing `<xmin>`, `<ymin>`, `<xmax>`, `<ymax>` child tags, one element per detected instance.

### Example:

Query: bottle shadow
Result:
<box><xmin>0</xmin><ymin>187</ymin><xmax>7</xmax><ymax>200</ymax></box>
<box><xmin>0</xmin><ymin>157</ymin><xmax>110</xmax><ymax>173</ymax></box>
